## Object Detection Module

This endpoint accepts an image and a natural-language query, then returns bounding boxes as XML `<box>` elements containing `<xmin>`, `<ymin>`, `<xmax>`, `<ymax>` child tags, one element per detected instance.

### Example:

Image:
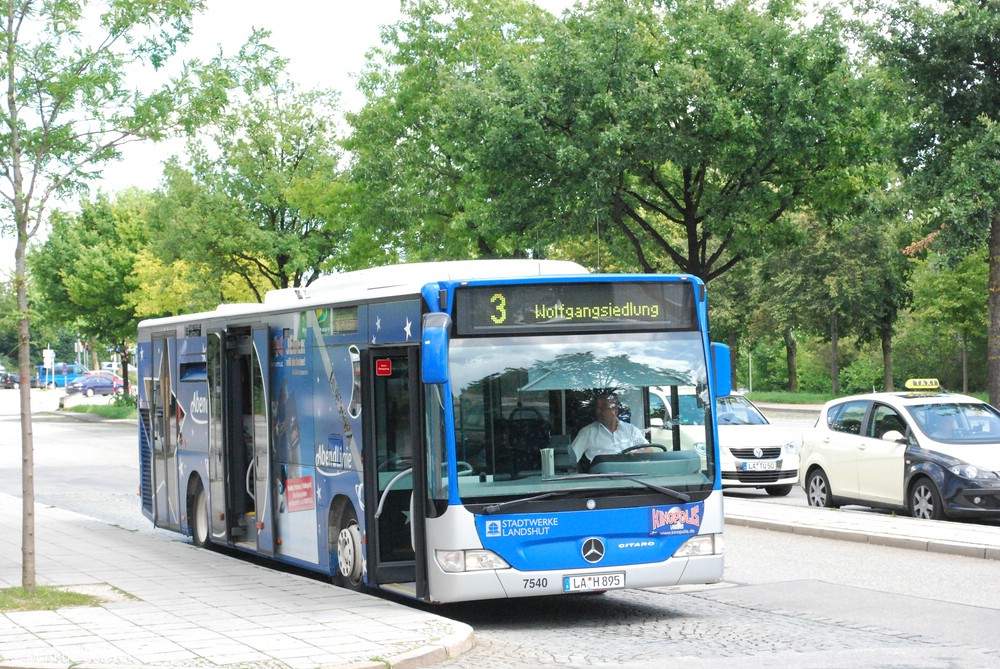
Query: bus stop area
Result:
<box><xmin>0</xmin><ymin>492</ymin><xmax>474</xmax><ymax>669</ymax></box>
<box><xmin>1</xmin><ymin>491</ymin><xmax>998</xmax><ymax>669</ymax></box>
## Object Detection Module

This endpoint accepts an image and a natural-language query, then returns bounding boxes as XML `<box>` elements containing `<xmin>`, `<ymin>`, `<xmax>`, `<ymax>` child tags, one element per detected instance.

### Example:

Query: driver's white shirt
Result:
<box><xmin>571</xmin><ymin>420</ymin><xmax>647</xmax><ymax>463</ymax></box>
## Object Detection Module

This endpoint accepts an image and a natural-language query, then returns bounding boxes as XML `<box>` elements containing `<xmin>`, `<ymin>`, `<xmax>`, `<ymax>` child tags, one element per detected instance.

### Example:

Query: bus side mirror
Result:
<box><xmin>421</xmin><ymin>312</ymin><xmax>451</xmax><ymax>385</ymax></box>
<box><xmin>711</xmin><ymin>343</ymin><xmax>732</xmax><ymax>398</ymax></box>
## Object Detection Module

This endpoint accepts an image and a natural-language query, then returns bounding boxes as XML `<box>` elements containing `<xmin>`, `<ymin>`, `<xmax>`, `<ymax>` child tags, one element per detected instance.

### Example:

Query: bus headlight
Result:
<box><xmin>675</xmin><ymin>534</ymin><xmax>722</xmax><ymax>557</ymax></box>
<box><xmin>435</xmin><ymin>549</ymin><xmax>511</xmax><ymax>573</ymax></box>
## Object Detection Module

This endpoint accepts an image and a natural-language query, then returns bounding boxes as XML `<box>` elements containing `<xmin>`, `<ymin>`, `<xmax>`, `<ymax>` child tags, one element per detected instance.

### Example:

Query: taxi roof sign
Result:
<box><xmin>904</xmin><ymin>378</ymin><xmax>940</xmax><ymax>391</ymax></box>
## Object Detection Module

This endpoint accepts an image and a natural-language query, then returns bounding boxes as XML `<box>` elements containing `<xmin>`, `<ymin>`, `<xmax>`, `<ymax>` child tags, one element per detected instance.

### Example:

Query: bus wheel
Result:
<box><xmin>191</xmin><ymin>483</ymin><xmax>211</xmax><ymax>548</ymax></box>
<box><xmin>335</xmin><ymin>509</ymin><xmax>364</xmax><ymax>590</ymax></box>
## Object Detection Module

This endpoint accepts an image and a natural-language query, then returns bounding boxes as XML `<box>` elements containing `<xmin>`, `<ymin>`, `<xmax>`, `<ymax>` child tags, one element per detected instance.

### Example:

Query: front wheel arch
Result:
<box><xmin>187</xmin><ymin>475</ymin><xmax>211</xmax><ymax>549</ymax></box>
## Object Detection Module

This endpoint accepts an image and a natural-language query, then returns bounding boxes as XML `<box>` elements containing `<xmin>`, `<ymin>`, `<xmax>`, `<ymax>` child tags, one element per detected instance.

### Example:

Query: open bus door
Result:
<box><xmin>362</xmin><ymin>347</ymin><xmax>428</xmax><ymax>598</ymax></box>
<box><xmin>219</xmin><ymin>326</ymin><xmax>275</xmax><ymax>555</ymax></box>
<box><xmin>150</xmin><ymin>336</ymin><xmax>181</xmax><ymax>531</ymax></box>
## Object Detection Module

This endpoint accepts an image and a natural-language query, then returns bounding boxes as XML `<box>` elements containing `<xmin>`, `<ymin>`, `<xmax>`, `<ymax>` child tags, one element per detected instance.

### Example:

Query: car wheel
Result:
<box><xmin>805</xmin><ymin>468</ymin><xmax>836</xmax><ymax>508</ymax></box>
<box><xmin>910</xmin><ymin>477</ymin><xmax>946</xmax><ymax>520</ymax></box>
<box><xmin>190</xmin><ymin>483</ymin><xmax>212</xmax><ymax>549</ymax></box>
<box><xmin>85</xmin><ymin>388</ymin><xmax>94</xmax><ymax>397</ymax></box>
<box><xmin>335</xmin><ymin>508</ymin><xmax>365</xmax><ymax>591</ymax></box>
<box><xmin>764</xmin><ymin>484</ymin><xmax>793</xmax><ymax>497</ymax></box>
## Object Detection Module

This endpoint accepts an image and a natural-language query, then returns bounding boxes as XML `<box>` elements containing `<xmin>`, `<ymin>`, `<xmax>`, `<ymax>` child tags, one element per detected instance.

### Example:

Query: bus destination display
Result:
<box><xmin>453</xmin><ymin>281</ymin><xmax>697</xmax><ymax>335</ymax></box>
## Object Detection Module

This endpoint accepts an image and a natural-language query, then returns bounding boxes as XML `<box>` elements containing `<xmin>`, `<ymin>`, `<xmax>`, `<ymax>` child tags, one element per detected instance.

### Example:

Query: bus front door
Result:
<box><xmin>363</xmin><ymin>347</ymin><xmax>427</xmax><ymax>597</ymax></box>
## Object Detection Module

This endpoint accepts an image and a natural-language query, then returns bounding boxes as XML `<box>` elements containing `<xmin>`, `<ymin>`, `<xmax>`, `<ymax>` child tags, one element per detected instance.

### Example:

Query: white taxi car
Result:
<box><xmin>799</xmin><ymin>380</ymin><xmax>1000</xmax><ymax>520</ymax></box>
<box><xmin>649</xmin><ymin>389</ymin><xmax>801</xmax><ymax>496</ymax></box>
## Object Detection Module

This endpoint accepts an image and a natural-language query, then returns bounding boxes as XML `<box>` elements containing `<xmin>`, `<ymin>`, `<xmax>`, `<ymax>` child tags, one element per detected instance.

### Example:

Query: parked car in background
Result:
<box><xmin>799</xmin><ymin>379</ymin><xmax>1000</xmax><ymax>520</ymax></box>
<box><xmin>0</xmin><ymin>370</ymin><xmax>42</xmax><ymax>389</ymax></box>
<box><xmin>649</xmin><ymin>388</ymin><xmax>801</xmax><ymax>496</ymax></box>
<box><xmin>37</xmin><ymin>362</ymin><xmax>89</xmax><ymax>387</ymax></box>
<box><xmin>66</xmin><ymin>371</ymin><xmax>124</xmax><ymax>397</ymax></box>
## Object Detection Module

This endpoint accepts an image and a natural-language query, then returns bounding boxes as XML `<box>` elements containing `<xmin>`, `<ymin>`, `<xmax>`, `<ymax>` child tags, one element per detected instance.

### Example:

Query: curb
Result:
<box><xmin>341</xmin><ymin>627</ymin><xmax>476</xmax><ymax>669</ymax></box>
<box><xmin>725</xmin><ymin>514</ymin><xmax>1000</xmax><ymax>561</ymax></box>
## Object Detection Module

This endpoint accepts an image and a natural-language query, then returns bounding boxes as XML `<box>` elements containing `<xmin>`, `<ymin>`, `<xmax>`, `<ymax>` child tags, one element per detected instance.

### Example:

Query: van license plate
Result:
<box><xmin>742</xmin><ymin>461</ymin><xmax>777</xmax><ymax>471</ymax></box>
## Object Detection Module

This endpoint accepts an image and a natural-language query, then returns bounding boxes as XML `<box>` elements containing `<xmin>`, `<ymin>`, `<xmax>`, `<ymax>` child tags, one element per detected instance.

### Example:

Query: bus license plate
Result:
<box><xmin>563</xmin><ymin>572</ymin><xmax>625</xmax><ymax>592</ymax></box>
<box><xmin>742</xmin><ymin>461</ymin><xmax>777</xmax><ymax>471</ymax></box>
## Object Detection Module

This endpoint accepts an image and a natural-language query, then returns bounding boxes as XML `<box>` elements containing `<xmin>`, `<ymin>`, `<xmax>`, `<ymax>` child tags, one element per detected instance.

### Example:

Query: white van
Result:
<box><xmin>649</xmin><ymin>387</ymin><xmax>801</xmax><ymax>496</ymax></box>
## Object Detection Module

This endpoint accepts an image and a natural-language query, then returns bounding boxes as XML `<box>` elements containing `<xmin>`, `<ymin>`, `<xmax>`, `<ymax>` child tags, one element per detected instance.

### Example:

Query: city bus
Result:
<box><xmin>137</xmin><ymin>260</ymin><xmax>731</xmax><ymax>603</ymax></box>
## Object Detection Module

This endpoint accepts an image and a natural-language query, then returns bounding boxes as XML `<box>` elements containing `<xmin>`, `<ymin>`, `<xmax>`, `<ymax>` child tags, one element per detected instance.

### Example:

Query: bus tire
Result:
<box><xmin>190</xmin><ymin>482</ymin><xmax>211</xmax><ymax>549</ymax></box>
<box><xmin>335</xmin><ymin>507</ymin><xmax>364</xmax><ymax>591</ymax></box>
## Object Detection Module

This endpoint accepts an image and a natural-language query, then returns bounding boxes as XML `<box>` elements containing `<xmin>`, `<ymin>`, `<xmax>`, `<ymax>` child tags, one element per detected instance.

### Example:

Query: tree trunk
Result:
<box><xmin>990</xmin><ymin>212</ymin><xmax>1000</xmax><ymax>409</ymax></box>
<box><xmin>16</xmin><ymin>225</ymin><xmax>36</xmax><ymax>594</ymax></box>
<box><xmin>783</xmin><ymin>327</ymin><xmax>798</xmax><ymax>392</ymax></box>
<box><xmin>830</xmin><ymin>313</ymin><xmax>840</xmax><ymax>396</ymax></box>
<box><xmin>882</xmin><ymin>331</ymin><xmax>893</xmax><ymax>392</ymax></box>
<box><xmin>961</xmin><ymin>333</ymin><xmax>969</xmax><ymax>394</ymax></box>
<box><xmin>728</xmin><ymin>331</ymin><xmax>738</xmax><ymax>392</ymax></box>
<box><xmin>120</xmin><ymin>342</ymin><xmax>131</xmax><ymax>397</ymax></box>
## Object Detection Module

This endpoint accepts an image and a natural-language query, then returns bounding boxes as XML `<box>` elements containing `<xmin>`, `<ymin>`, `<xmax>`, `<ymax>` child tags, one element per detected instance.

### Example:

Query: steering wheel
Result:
<box><xmin>456</xmin><ymin>461</ymin><xmax>475</xmax><ymax>476</ymax></box>
<box><xmin>621</xmin><ymin>444</ymin><xmax>668</xmax><ymax>455</ymax></box>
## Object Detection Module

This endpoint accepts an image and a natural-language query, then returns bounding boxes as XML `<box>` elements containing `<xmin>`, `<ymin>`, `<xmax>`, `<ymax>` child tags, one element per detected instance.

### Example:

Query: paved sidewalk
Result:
<box><xmin>0</xmin><ymin>494</ymin><xmax>473</xmax><ymax>669</ymax></box>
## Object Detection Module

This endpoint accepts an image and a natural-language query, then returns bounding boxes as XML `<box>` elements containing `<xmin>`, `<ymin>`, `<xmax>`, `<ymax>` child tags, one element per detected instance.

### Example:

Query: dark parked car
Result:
<box><xmin>66</xmin><ymin>372</ymin><xmax>124</xmax><ymax>397</ymax></box>
<box><xmin>0</xmin><ymin>371</ymin><xmax>41</xmax><ymax>389</ymax></box>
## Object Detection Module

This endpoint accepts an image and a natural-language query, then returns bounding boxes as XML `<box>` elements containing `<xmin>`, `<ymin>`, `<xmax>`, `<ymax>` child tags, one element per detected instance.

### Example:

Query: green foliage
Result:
<box><xmin>64</xmin><ymin>397</ymin><xmax>137</xmax><ymax>420</ymax></box>
<box><xmin>862</xmin><ymin>0</ymin><xmax>1000</xmax><ymax>403</ymax></box>
<box><xmin>349</xmin><ymin>0</ymin><xmax>888</xmax><ymax>280</ymax></box>
<box><xmin>31</xmin><ymin>191</ymin><xmax>149</xmax><ymax>349</ymax></box>
<box><xmin>151</xmin><ymin>80</ymin><xmax>358</xmax><ymax>297</ymax></box>
<box><xmin>840</xmin><ymin>353</ymin><xmax>884</xmax><ymax>395</ymax></box>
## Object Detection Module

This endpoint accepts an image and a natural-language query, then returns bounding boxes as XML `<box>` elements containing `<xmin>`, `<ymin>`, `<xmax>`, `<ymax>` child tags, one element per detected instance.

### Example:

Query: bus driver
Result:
<box><xmin>571</xmin><ymin>393</ymin><xmax>653</xmax><ymax>470</ymax></box>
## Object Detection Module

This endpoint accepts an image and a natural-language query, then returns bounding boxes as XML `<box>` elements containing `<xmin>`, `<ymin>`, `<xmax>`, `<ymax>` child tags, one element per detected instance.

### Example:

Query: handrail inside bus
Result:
<box><xmin>375</xmin><ymin>468</ymin><xmax>413</xmax><ymax>519</ymax></box>
<box><xmin>246</xmin><ymin>461</ymin><xmax>256</xmax><ymax>502</ymax></box>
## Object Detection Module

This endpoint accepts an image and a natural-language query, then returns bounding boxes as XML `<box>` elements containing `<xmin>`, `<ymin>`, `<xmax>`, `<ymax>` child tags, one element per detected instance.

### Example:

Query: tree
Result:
<box><xmin>31</xmin><ymin>190</ymin><xmax>151</xmax><ymax>388</ymax></box>
<box><xmin>0</xmin><ymin>0</ymin><xmax>278</xmax><ymax>592</ymax></box>
<box><xmin>153</xmin><ymin>81</ymin><xmax>356</xmax><ymax>298</ymax></box>
<box><xmin>864</xmin><ymin>0</ymin><xmax>1000</xmax><ymax>406</ymax></box>
<box><xmin>350</xmin><ymin>0</ymin><xmax>886</xmax><ymax>280</ymax></box>
<box><xmin>909</xmin><ymin>251</ymin><xmax>988</xmax><ymax>392</ymax></box>
<box><xmin>348</xmin><ymin>0</ymin><xmax>558</xmax><ymax>261</ymax></box>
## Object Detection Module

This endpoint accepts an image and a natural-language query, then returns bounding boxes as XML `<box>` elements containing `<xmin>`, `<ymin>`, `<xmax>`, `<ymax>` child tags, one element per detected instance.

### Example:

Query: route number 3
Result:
<box><xmin>490</xmin><ymin>292</ymin><xmax>506</xmax><ymax>324</ymax></box>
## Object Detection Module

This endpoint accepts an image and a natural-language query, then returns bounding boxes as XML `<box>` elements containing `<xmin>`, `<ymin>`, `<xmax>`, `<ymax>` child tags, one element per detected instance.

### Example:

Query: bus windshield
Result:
<box><xmin>445</xmin><ymin>331</ymin><xmax>714</xmax><ymax>507</ymax></box>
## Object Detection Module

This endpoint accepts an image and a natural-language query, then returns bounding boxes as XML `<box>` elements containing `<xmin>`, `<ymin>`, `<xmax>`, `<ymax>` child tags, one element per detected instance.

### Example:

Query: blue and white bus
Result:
<box><xmin>137</xmin><ymin>260</ymin><xmax>730</xmax><ymax>603</ymax></box>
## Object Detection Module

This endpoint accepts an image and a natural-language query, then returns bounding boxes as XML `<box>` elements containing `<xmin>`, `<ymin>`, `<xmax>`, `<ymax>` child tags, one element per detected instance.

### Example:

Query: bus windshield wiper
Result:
<box><xmin>482</xmin><ymin>491</ymin><xmax>574</xmax><ymax>515</ymax></box>
<box><xmin>552</xmin><ymin>473</ymin><xmax>691</xmax><ymax>503</ymax></box>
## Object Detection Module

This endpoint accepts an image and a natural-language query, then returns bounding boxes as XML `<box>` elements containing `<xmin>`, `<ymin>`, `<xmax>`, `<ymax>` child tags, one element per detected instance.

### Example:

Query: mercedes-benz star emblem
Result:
<box><xmin>582</xmin><ymin>538</ymin><xmax>605</xmax><ymax>564</ymax></box>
